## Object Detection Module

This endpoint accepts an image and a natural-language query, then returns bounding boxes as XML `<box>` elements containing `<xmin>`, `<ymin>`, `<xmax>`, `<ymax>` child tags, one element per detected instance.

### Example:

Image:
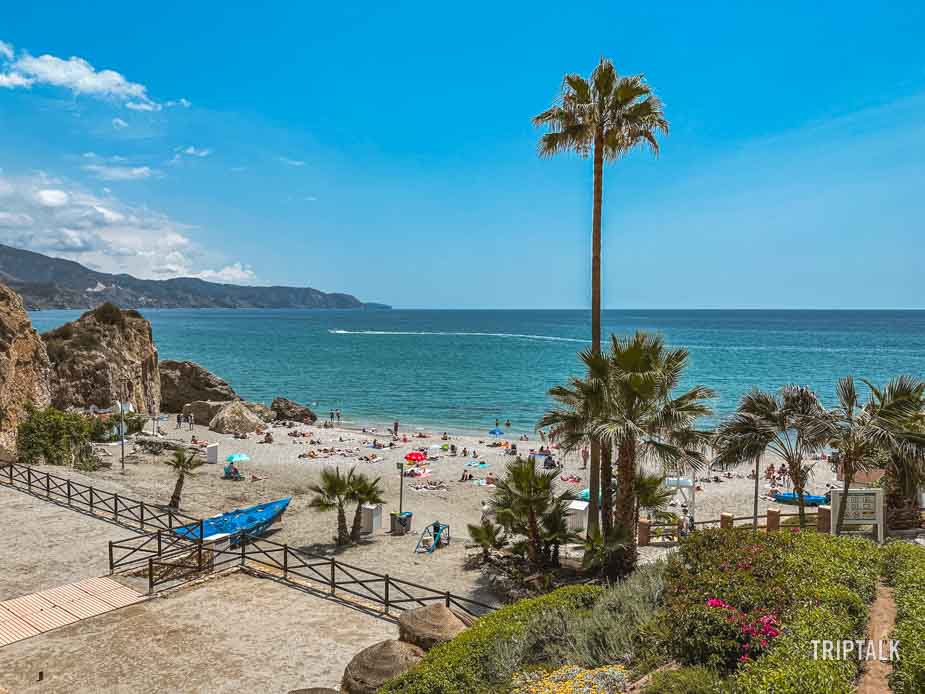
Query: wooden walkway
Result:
<box><xmin>0</xmin><ymin>577</ymin><xmax>145</xmax><ymax>648</ymax></box>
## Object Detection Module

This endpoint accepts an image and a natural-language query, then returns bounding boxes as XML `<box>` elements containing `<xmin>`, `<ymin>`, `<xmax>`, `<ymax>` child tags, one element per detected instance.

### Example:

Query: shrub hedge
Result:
<box><xmin>642</xmin><ymin>666</ymin><xmax>728</xmax><ymax>694</ymax></box>
<box><xmin>883</xmin><ymin>541</ymin><xmax>925</xmax><ymax>694</ymax></box>
<box><xmin>379</xmin><ymin>585</ymin><xmax>601</xmax><ymax>694</ymax></box>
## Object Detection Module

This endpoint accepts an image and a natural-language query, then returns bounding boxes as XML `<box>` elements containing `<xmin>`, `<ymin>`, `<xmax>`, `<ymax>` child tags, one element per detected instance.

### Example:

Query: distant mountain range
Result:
<box><xmin>0</xmin><ymin>244</ymin><xmax>390</xmax><ymax>310</ymax></box>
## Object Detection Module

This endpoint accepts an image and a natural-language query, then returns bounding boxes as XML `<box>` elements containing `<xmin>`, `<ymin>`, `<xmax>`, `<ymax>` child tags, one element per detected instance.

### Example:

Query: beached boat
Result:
<box><xmin>772</xmin><ymin>491</ymin><xmax>828</xmax><ymax>507</ymax></box>
<box><xmin>174</xmin><ymin>498</ymin><xmax>291</xmax><ymax>542</ymax></box>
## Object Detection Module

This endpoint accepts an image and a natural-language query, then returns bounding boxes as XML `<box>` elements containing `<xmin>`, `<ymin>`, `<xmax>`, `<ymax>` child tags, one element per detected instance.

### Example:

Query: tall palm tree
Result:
<box><xmin>543</xmin><ymin>332</ymin><xmax>713</xmax><ymax>577</ymax></box>
<box><xmin>165</xmin><ymin>449</ymin><xmax>204</xmax><ymax>509</ymax></box>
<box><xmin>308</xmin><ymin>467</ymin><xmax>355</xmax><ymax>546</ymax></box>
<box><xmin>715</xmin><ymin>386</ymin><xmax>827</xmax><ymax>529</ymax></box>
<box><xmin>348</xmin><ymin>473</ymin><xmax>385</xmax><ymax>543</ymax></box>
<box><xmin>534</xmin><ymin>58</ymin><xmax>668</xmax><ymax>537</ymax></box>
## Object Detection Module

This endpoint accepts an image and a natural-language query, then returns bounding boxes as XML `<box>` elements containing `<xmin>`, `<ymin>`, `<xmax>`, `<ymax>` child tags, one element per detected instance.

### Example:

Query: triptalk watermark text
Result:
<box><xmin>811</xmin><ymin>639</ymin><xmax>899</xmax><ymax>661</ymax></box>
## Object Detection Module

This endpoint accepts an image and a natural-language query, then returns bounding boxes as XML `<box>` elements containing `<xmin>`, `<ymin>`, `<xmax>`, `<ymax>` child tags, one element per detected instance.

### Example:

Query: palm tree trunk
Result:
<box><xmin>587</xmin><ymin>127</ymin><xmax>605</xmax><ymax>538</ymax></box>
<box><xmin>835</xmin><ymin>471</ymin><xmax>853</xmax><ymax>536</ymax></box>
<box><xmin>337</xmin><ymin>506</ymin><xmax>350</xmax><ymax>546</ymax></box>
<box><xmin>614</xmin><ymin>439</ymin><xmax>637</xmax><ymax>546</ymax></box>
<box><xmin>527</xmin><ymin>508</ymin><xmax>541</xmax><ymax>566</ymax></box>
<box><xmin>169</xmin><ymin>472</ymin><xmax>184</xmax><ymax>509</ymax></box>
<box><xmin>753</xmin><ymin>457</ymin><xmax>760</xmax><ymax>530</ymax></box>
<box><xmin>796</xmin><ymin>488</ymin><xmax>807</xmax><ymax>528</ymax></box>
<box><xmin>601</xmin><ymin>441</ymin><xmax>613</xmax><ymax>538</ymax></box>
<box><xmin>350</xmin><ymin>503</ymin><xmax>364</xmax><ymax>543</ymax></box>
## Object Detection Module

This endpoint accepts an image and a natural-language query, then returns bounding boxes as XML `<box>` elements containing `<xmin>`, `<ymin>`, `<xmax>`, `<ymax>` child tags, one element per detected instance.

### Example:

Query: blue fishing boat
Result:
<box><xmin>773</xmin><ymin>491</ymin><xmax>828</xmax><ymax>507</ymax></box>
<box><xmin>174</xmin><ymin>498</ymin><xmax>291</xmax><ymax>542</ymax></box>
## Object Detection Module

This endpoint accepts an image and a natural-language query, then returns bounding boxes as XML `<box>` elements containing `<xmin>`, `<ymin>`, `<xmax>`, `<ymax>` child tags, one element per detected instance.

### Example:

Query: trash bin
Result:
<box><xmin>390</xmin><ymin>511</ymin><xmax>413</xmax><ymax>536</ymax></box>
<box><xmin>361</xmin><ymin>503</ymin><xmax>383</xmax><ymax>535</ymax></box>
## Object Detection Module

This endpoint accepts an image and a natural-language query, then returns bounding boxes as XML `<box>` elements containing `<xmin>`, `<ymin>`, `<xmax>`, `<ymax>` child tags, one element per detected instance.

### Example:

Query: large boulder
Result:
<box><xmin>397</xmin><ymin>604</ymin><xmax>471</xmax><ymax>651</ymax></box>
<box><xmin>271</xmin><ymin>396</ymin><xmax>317</xmax><ymax>423</ymax></box>
<box><xmin>208</xmin><ymin>400</ymin><xmax>263</xmax><ymax>434</ymax></box>
<box><xmin>244</xmin><ymin>401</ymin><xmax>276</xmax><ymax>423</ymax></box>
<box><xmin>160</xmin><ymin>360</ymin><xmax>236</xmax><ymax>412</ymax></box>
<box><xmin>182</xmin><ymin>400</ymin><xmax>230</xmax><ymax>425</ymax></box>
<box><xmin>0</xmin><ymin>283</ymin><xmax>52</xmax><ymax>454</ymax></box>
<box><xmin>340</xmin><ymin>640</ymin><xmax>424</xmax><ymax>694</ymax></box>
<box><xmin>43</xmin><ymin>303</ymin><xmax>160</xmax><ymax>415</ymax></box>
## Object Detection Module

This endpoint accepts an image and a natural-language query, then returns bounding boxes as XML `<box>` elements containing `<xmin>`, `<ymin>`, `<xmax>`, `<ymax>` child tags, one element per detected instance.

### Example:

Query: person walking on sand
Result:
<box><xmin>393</xmin><ymin>420</ymin><xmax>400</xmax><ymax>436</ymax></box>
<box><xmin>176</xmin><ymin>413</ymin><xmax>182</xmax><ymax>429</ymax></box>
<box><xmin>335</xmin><ymin>409</ymin><xmax>341</xmax><ymax>423</ymax></box>
<box><xmin>188</xmin><ymin>413</ymin><xmax>195</xmax><ymax>431</ymax></box>
<box><xmin>580</xmin><ymin>446</ymin><xmax>589</xmax><ymax>469</ymax></box>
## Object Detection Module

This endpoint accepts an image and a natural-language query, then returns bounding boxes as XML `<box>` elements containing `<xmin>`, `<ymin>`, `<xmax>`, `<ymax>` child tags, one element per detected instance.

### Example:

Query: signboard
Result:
<box><xmin>830</xmin><ymin>487</ymin><xmax>885</xmax><ymax>544</ymax></box>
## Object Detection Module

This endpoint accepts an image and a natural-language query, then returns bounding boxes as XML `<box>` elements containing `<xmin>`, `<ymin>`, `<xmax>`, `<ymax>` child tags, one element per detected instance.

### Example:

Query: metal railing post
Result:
<box><xmin>108</xmin><ymin>542</ymin><xmax>114</xmax><ymax>574</ymax></box>
<box><xmin>445</xmin><ymin>591</ymin><xmax>451</xmax><ymax>608</ymax></box>
<box><xmin>148</xmin><ymin>557</ymin><xmax>154</xmax><ymax>594</ymax></box>
<box><xmin>66</xmin><ymin>479</ymin><xmax>72</xmax><ymax>504</ymax></box>
<box><xmin>157</xmin><ymin>530</ymin><xmax>162</xmax><ymax>556</ymax></box>
<box><xmin>240</xmin><ymin>534</ymin><xmax>247</xmax><ymax>566</ymax></box>
<box><xmin>89</xmin><ymin>486</ymin><xmax>94</xmax><ymax>513</ymax></box>
<box><xmin>330</xmin><ymin>558</ymin><xmax>336</xmax><ymax>595</ymax></box>
<box><xmin>27</xmin><ymin>468</ymin><xmax>32</xmax><ymax>493</ymax></box>
<box><xmin>45</xmin><ymin>472</ymin><xmax>50</xmax><ymax>497</ymax></box>
<box><xmin>283</xmin><ymin>544</ymin><xmax>289</xmax><ymax>580</ymax></box>
<box><xmin>139</xmin><ymin>503</ymin><xmax>145</xmax><ymax>530</ymax></box>
<box><xmin>114</xmin><ymin>493</ymin><xmax>120</xmax><ymax>522</ymax></box>
<box><xmin>384</xmin><ymin>575</ymin><xmax>390</xmax><ymax>614</ymax></box>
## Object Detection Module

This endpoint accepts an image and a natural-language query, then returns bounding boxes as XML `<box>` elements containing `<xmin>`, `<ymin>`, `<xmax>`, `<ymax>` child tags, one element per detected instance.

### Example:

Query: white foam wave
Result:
<box><xmin>328</xmin><ymin>329</ymin><xmax>585</xmax><ymax>343</ymax></box>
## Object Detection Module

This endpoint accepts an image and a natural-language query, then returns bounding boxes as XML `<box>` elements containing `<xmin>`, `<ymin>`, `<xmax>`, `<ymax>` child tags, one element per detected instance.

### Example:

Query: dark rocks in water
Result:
<box><xmin>160</xmin><ymin>360</ymin><xmax>236</xmax><ymax>412</ymax></box>
<box><xmin>271</xmin><ymin>397</ymin><xmax>317</xmax><ymax>423</ymax></box>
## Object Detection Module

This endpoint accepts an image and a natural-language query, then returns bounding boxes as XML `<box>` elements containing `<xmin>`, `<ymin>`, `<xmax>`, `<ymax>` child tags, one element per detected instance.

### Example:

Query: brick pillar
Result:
<box><xmin>766</xmin><ymin>508</ymin><xmax>780</xmax><ymax>532</ymax></box>
<box><xmin>720</xmin><ymin>512</ymin><xmax>733</xmax><ymax>530</ymax></box>
<box><xmin>817</xmin><ymin>505</ymin><xmax>831</xmax><ymax>534</ymax></box>
<box><xmin>638</xmin><ymin>518</ymin><xmax>651</xmax><ymax>547</ymax></box>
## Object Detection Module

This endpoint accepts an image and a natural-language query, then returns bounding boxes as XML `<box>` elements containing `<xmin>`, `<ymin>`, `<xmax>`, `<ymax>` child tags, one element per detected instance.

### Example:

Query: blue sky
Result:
<box><xmin>1</xmin><ymin>2</ymin><xmax>924</xmax><ymax>308</ymax></box>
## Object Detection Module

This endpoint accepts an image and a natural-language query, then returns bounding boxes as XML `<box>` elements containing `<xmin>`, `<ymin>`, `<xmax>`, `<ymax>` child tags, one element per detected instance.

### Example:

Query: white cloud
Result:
<box><xmin>0</xmin><ymin>40</ymin><xmax>13</xmax><ymax>61</ymax></box>
<box><xmin>182</xmin><ymin>146</ymin><xmax>211</xmax><ymax>157</ymax></box>
<box><xmin>126</xmin><ymin>100</ymin><xmax>161</xmax><ymax>112</ymax></box>
<box><xmin>0</xmin><ymin>170</ymin><xmax>256</xmax><ymax>283</ymax></box>
<box><xmin>83</xmin><ymin>164</ymin><xmax>156</xmax><ymax>181</ymax></box>
<box><xmin>191</xmin><ymin>263</ymin><xmax>256</xmax><ymax>283</ymax></box>
<box><xmin>278</xmin><ymin>156</ymin><xmax>305</xmax><ymax>167</ymax></box>
<box><xmin>35</xmin><ymin>189</ymin><xmax>69</xmax><ymax>207</ymax></box>
<box><xmin>112</xmin><ymin>117</ymin><xmax>128</xmax><ymax>129</ymax></box>
<box><xmin>0</xmin><ymin>212</ymin><xmax>33</xmax><ymax>227</ymax></box>
<box><xmin>0</xmin><ymin>72</ymin><xmax>33</xmax><ymax>88</ymax></box>
<box><xmin>166</xmin><ymin>98</ymin><xmax>191</xmax><ymax>108</ymax></box>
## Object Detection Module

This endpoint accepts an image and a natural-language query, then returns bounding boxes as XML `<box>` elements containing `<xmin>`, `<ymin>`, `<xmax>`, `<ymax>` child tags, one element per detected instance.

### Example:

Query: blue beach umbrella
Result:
<box><xmin>226</xmin><ymin>453</ymin><xmax>250</xmax><ymax>464</ymax></box>
<box><xmin>488</xmin><ymin>428</ymin><xmax>505</xmax><ymax>437</ymax></box>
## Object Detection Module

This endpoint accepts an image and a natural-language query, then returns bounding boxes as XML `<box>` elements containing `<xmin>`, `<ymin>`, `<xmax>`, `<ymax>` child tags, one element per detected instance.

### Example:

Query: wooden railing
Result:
<box><xmin>0</xmin><ymin>462</ymin><xmax>200</xmax><ymax>533</ymax></box>
<box><xmin>119</xmin><ymin>530</ymin><xmax>497</xmax><ymax>618</ymax></box>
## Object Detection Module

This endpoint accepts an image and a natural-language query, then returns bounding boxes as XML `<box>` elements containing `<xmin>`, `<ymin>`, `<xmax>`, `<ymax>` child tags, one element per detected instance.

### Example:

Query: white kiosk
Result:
<box><xmin>830</xmin><ymin>487</ymin><xmax>885</xmax><ymax>544</ymax></box>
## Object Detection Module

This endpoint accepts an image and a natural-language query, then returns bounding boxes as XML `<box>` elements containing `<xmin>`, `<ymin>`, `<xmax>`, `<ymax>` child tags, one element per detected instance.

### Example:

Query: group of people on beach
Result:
<box><xmin>175</xmin><ymin>413</ymin><xmax>195</xmax><ymax>430</ymax></box>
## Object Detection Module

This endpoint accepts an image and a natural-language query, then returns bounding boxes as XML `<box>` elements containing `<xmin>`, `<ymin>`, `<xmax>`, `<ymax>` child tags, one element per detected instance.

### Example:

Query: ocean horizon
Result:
<box><xmin>28</xmin><ymin>308</ymin><xmax>925</xmax><ymax>435</ymax></box>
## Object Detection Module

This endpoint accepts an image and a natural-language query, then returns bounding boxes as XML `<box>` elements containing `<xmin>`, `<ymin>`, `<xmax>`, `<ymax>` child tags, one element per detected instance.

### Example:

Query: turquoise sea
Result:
<box><xmin>28</xmin><ymin>309</ymin><xmax>925</xmax><ymax>435</ymax></box>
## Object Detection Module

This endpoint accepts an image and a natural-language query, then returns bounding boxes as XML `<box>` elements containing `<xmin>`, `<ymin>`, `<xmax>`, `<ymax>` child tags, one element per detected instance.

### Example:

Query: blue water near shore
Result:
<box><xmin>28</xmin><ymin>309</ymin><xmax>925</xmax><ymax>434</ymax></box>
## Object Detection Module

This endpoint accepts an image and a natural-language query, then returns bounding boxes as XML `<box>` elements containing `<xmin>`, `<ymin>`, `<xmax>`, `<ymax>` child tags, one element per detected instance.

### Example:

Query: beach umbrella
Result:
<box><xmin>488</xmin><ymin>428</ymin><xmax>505</xmax><ymax>437</ymax></box>
<box><xmin>404</xmin><ymin>451</ymin><xmax>426</xmax><ymax>463</ymax></box>
<box><xmin>226</xmin><ymin>453</ymin><xmax>250</xmax><ymax>463</ymax></box>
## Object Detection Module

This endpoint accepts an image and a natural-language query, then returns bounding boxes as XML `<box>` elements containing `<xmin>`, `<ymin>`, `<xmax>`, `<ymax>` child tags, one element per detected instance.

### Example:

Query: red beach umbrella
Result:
<box><xmin>404</xmin><ymin>451</ymin><xmax>426</xmax><ymax>463</ymax></box>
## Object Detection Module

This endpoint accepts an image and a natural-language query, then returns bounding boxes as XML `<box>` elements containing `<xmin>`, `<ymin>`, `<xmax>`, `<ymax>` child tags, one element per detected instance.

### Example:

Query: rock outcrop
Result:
<box><xmin>271</xmin><ymin>396</ymin><xmax>317</xmax><ymax>423</ymax></box>
<box><xmin>340</xmin><ymin>640</ymin><xmax>424</xmax><ymax>694</ymax></box>
<box><xmin>0</xmin><ymin>283</ymin><xmax>52</xmax><ymax>454</ymax></box>
<box><xmin>397</xmin><ymin>604</ymin><xmax>471</xmax><ymax>651</ymax></box>
<box><xmin>160</xmin><ymin>360</ymin><xmax>236</xmax><ymax>412</ymax></box>
<box><xmin>182</xmin><ymin>400</ymin><xmax>230</xmax><ymax>424</ymax></box>
<box><xmin>244</xmin><ymin>401</ymin><xmax>276</xmax><ymax>423</ymax></box>
<box><xmin>208</xmin><ymin>400</ymin><xmax>263</xmax><ymax>434</ymax></box>
<box><xmin>43</xmin><ymin>303</ymin><xmax>160</xmax><ymax>414</ymax></box>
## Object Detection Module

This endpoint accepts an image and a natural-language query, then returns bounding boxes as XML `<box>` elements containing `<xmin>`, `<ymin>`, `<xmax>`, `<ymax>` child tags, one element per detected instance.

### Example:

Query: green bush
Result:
<box><xmin>642</xmin><ymin>666</ymin><xmax>728</xmax><ymax>694</ymax></box>
<box><xmin>658</xmin><ymin>529</ymin><xmax>880</xmax><ymax>691</ymax></box>
<box><xmin>90</xmin><ymin>302</ymin><xmax>125</xmax><ymax>328</ymax></box>
<box><xmin>16</xmin><ymin>405</ymin><xmax>96</xmax><ymax>467</ymax></box>
<box><xmin>883</xmin><ymin>541</ymin><xmax>925</xmax><ymax>694</ymax></box>
<box><xmin>379</xmin><ymin>585</ymin><xmax>601</xmax><ymax>694</ymax></box>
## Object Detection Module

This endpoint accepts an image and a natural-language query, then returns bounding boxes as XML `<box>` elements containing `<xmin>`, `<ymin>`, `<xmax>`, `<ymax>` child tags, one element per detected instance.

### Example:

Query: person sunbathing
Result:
<box><xmin>460</xmin><ymin>469</ymin><xmax>474</xmax><ymax>482</ymax></box>
<box><xmin>484</xmin><ymin>472</ymin><xmax>497</xmax><ymax>485</ymax></box>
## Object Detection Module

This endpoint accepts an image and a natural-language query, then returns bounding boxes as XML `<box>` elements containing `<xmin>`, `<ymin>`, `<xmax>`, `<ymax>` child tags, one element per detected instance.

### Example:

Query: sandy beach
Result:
<box><xmin>32</xmin><ymin>413</ymin><xmax>839</xmax><ymax>605</ymax></box>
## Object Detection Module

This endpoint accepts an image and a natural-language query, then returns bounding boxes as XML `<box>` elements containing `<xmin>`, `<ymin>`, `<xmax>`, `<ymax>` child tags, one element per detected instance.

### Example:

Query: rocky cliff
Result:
<box><xmin>160</xmin><ymin>360</ymin><xmax>236</xmax><ymax>412</ymax></box>
<box><xmin>43</xmin><ymin>303</ymin><xmax>160</xmax><ymax>414</ymax></box>
<box><xmin>0</xmin><ymin>283</ymin><xmax>52</xmax><ymax>454</ymax></box>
